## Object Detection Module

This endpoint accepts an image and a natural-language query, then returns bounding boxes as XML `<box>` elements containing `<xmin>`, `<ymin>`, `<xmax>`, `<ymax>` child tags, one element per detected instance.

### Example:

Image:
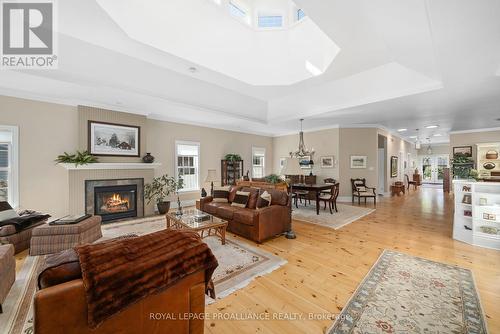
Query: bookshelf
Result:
<box><xmin>453</xmin><ymin>180</ymin><xmax>500</xmax><ymax>250</ymax></box>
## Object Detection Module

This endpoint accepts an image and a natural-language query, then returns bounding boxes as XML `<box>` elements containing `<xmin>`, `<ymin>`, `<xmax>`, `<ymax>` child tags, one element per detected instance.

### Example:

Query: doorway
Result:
<box><xmin>378</xmin><ymin>135</ymin><xmax>387</xmax><ymax>194</ymax></box>
<box><xmin>419</xmin><ymin>155</ymin><xmax>449</xmax><ymax>184</ymax></box>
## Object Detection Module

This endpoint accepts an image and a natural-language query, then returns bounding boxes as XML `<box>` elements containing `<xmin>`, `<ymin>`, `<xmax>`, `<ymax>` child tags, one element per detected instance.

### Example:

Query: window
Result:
<box><xmin>258</xmin><ymin>15</ymin><xmax>283</xmax><ymax>28</ymax></box>
<box><xmin>0</xmin><ymin>126</ymin><xmax>18</xmax><ymax>208</ymax></box>
<box><xmin>252</xmin><ymin>147</ymin><xmax>265</xmax><ymax>178</ymax></box>
<box><xmin>229</xmin><ymin>2</ymin><xmax>246</xmax><ymax>19</ymax></box>
<box><xmin>297</xmin><ymin>8</ymin><xmax>306</xmax><ymax>21</ymax></box>
<box><xmin>176</xmin><ymin>141</ymin><xmax>200</xmax><ymax>192</ymax></box>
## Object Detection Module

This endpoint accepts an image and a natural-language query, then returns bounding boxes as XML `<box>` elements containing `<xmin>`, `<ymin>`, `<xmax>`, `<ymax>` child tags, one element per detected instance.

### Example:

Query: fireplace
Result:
<box><xmin>94</xmin><ymin>185</ymin><xmax>137</xmax><ymax>221</ymax></box>
<box><xmin>85</xmin><ymin>178</ymin><xmax>144</xmax><ymax>222</ymax></box>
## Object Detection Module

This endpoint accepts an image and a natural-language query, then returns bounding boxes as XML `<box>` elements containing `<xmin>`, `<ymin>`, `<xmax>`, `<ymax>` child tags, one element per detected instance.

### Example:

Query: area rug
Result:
<box><xmin>0</xmin><ymin>216</ymin><xmax>285</xmax><ymax>334</ymax></box>
<box><xmin>292</xmin><ymin>203</ymin><xmax>374</xmax><ymax>229</ymax></box>
<box><xmin>328</xmin><ymin>250</ymin><xmax>488</xmax><ymax>334</ymax></box>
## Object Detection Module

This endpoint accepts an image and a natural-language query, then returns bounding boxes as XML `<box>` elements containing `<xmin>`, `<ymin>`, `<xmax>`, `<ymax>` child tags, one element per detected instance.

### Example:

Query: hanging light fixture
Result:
<box><xmin>289</xmin><ymin>119</ymin><xmax>315</xmax><ymax>158</ymax></box>
<box><xmin>426</xmin><ymin>139</ymin><xmax>432</xmax><ymax>155</ymax></box>
<box><xmin>414</xmin><ymin>129</ymin><xmax>421</xmax><ymax>149</ymax></box>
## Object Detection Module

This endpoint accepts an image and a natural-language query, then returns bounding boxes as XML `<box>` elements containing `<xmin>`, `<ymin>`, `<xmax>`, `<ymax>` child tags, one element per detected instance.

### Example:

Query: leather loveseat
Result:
<box><xmin>199</xmin><ymin>186</ymin><xmax>291</xmax><ymax>243</ymax></box>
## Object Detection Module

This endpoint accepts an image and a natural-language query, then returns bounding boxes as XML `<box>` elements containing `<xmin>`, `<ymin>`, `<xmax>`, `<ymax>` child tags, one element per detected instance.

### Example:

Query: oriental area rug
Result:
<box><xmin>0</xmin><ymin>216</ymin><xmax>285</xmax><ymax>334</ymax></box>
<box><xmin>328</xmin><ymin>250</ymin><xmax>488</xmax><ymax>334</ymax></box>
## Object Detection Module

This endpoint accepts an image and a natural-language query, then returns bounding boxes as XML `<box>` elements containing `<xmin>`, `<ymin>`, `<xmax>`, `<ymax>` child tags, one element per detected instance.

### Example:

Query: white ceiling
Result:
<box><xmin>0</xmin><ymin>0</ymin><xmax>499</xmax><ymax>143</ymax></box>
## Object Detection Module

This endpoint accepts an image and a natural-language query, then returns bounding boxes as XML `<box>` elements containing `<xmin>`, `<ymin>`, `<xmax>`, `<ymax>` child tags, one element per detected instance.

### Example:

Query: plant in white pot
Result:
<box><xmin>144</xmin><ymin>174</ymin><xmax>184</xmax><ymax>214</ymax></box>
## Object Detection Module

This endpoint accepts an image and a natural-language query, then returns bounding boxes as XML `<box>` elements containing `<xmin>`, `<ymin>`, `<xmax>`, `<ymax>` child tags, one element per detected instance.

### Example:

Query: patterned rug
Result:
<box><xmin>292</xmin><ymin>203</ymin><xmax>375</xmax><ymax>229</ymax></box>
<box><xmin>328</xmin><ymin>250</ymin><xmax>488</xmax><ymax>334</ymax></box>
<box><xmin>0</xmin><ymin>216</ymin><xmax>286</xmax><ymax>334</ymax></box>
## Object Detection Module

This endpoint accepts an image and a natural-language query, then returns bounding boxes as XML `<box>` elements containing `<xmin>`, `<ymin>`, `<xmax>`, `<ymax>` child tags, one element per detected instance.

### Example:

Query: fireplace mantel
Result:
<box><xmin>59</xmin><ymin>163</ymin><xmax>162</xmax><ymax>170</ymax></box>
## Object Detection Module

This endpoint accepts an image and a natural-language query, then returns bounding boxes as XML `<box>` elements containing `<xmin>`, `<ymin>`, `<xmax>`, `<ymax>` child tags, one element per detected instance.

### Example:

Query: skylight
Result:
<box><xmin>297</xmin><ymin>9</ymin><xmax>306</xmax><ymax>21</ymax></box>
<box><xmin>229</xmin><ymin>2</ymin><xmax>246</xmax><ymax>19</ymax></box>
<box><xmin>258</xmin><ymin>15</ymin><xmax>283</xmax><ymax>28</ymax></box>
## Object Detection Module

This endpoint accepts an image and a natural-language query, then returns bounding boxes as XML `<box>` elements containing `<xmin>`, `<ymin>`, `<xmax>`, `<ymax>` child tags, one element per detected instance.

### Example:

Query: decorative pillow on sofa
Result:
<box><xmin>0</xmin><ymin>201</ymin><xmax>19</xmax><ymax>221</ymax></box>
<box><xmin>231</xmin><ymin>191</ymin><xmax>250</xmax><ymax>208</ymax></box>
<box><xmin>213</xmin><ymin>186</ymin><xmax>231</xmax><ymax>203</ymax></box>
<box><xmin>256</xmin><ymin>191</ymin><xmax>272</xmax><ymax>209</ymax></box>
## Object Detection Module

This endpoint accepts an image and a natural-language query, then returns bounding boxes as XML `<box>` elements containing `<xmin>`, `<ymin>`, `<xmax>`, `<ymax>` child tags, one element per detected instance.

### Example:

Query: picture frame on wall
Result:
<box><xmin>320</xmin><ymin>156</ymin><xmax>335</xmax><ymax>168</ymax></box>
<box><xmin>391</xmin><ymin>156</ymin><xmax>398</xmax><ymax>178</ymax></box>
<box><xmin>88</xmin><ymin>121</ymin><xmax>140</xmax><ymax>157</ymax></box>
<box><xmin>453</xmin><ymin>146</ymin><xmax>472</xmax><ymax>157</ymax></box>
<box><xmin>279</xmin><ymin>157</ymin><xmax>286</xmax><ymax>168</ymax></box>
<box><xmin>299</xmin><ymin>155</ymin><xmax>312</xmax><ymax>169</ymax></box>
<box><xmin>350</xmin><ymin>156</ymin><xmax>367</xmax><ymax>169</ymax></box>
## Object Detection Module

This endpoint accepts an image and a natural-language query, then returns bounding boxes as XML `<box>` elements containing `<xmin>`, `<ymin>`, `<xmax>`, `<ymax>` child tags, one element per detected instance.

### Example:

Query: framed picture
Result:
<box><xmin>279</xmin><ymin>157</ymin><xmax>286</xmax><ymax>168</ymax></box>
<box><xmin>453</xmin><ymin>146</ymin><xmax>472</xmax><ymax>157</ymax></box>
<box><xmin>391</xmin><ymin>156</ymin><xmax>398</xmax><ymax>178</ymax></box>
<box><xmin>299</xmin><ymin>155</ymin><xmax>312</xmax><ymax>169</ymax></box>
<box><xmin>88</xmin><ymin>121</ymin><xmax>140</xmax><ymax>157</ymax></box>
<box><xmin>320</xmin><ymin>156</ymin><xmax>334</xmax><ymax>168</ymax></box>
<box><xmin>350</xmin><ymin>156</ymin><xmax>367</xmax><ymax>169</ymax></box>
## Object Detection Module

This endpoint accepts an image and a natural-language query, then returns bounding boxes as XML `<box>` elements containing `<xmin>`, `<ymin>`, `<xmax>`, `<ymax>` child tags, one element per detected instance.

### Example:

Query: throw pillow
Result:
<box><xmin>356</xmin><ymin>186</ymin><xmax>367</xmax><ymax>192</ymax></box>
<box><xmin>213</xmin><ymin>186</ymin><xmax>231</xmax><ymax>203</ymax></box>
<box><xmin>0</xmin><ymin>201</ymin><xmax>19</xmax><ymax>221</ymax></box>
<box><xmin>231</xmin><ymin>191</ymin><xmax>250</xmax><ymax>208</ymax></box>
<box><xmin>256</xmin><ymin>190</ymin><xmax>272</xmax><ymax>209</ymax></box>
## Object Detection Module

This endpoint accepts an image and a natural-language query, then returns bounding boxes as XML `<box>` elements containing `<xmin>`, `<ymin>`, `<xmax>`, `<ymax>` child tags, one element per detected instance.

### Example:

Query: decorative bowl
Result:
<box><xmin>483</xmin><ymin>162</ymin><xmax>496</xmax><ymax>170</ymax></box>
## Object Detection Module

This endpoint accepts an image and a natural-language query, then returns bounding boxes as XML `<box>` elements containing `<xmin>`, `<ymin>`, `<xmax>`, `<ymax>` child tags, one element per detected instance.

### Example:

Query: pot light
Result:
<box><xmin>433</xmin><ymin>134</ymin><xmax>442</xmax><ymax>137</ymax></box>
<box><xmin>397</xmin><ymin>128</ymin><xmax>407</xmax><ymax>132</ymax></box>
<box><xmin>425</xmin><ymin>125</ymin><xmax>439</xmax><ymax>129</ymax></box>
<box><xmin>409</xmin><ymin>136</ymin><xmax>417</xmax><ymax>139</ymax></box>
<box><xmin>188</xmin><ymin>66</ymin><xmax>198</xmax><ymax>73</ymax></box>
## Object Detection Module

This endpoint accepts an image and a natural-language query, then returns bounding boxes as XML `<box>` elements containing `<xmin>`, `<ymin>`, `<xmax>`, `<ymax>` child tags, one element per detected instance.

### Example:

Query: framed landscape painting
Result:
<box><xmin>453</xmin><ymin>146</ymin><xmax>472</xmax><ymax>157</ymax></box>
<box><xmin>88</xmin><ymin>121</ymin><xmax>140</xmax><ymax>157</ymax></box>
<box><xmin>320</xmin><ymin>156</ymin><xmax>334</xmax><ymax>168</ymax></box>
<box><xmin>350</xmin><ymin>156</ymin><xmax>367</xmax><ymax>169</ymax></box>
<box><xmin>299</xmin><ymin>155</ymin><xmax>312</xmax><ymax>169</ymax></box>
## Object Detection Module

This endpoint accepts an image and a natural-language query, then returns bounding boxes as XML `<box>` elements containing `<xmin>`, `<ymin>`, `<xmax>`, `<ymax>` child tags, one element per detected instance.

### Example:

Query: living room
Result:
<box><xmin>1</xmin><ymin>0</ymin><xmax>500</xmax><ymax>333</ymax></box>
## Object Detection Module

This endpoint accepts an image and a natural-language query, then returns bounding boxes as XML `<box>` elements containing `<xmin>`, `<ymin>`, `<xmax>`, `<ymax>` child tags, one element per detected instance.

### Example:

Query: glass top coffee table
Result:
<box><xmin>165</xmin><ymin>209</ymin><xmax>228</xmax><ymax>245</ymax></box>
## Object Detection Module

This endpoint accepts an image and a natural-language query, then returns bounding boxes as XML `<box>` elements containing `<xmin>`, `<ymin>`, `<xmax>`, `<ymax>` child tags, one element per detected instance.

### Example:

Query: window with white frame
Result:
<box><xmin>252</xmin><ymin>147</ymin><xmax>265</xmax><ymax>178</ymax></box>
<box><xmin>176</xmin><ymin>141</ymin><xmax>200</xmax><ymax>192</ymax></box>
<box><xmin>0</xmin><ymin>126</ymin><xmax>18</xmax><ymax>208</ymax></box>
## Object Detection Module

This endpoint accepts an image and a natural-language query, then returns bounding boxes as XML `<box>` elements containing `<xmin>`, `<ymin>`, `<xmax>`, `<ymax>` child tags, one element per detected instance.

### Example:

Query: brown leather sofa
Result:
<box><xmin>199</xmin><ymin>186</ymin><xmax>291</xmax><ymax>243</ymax></box>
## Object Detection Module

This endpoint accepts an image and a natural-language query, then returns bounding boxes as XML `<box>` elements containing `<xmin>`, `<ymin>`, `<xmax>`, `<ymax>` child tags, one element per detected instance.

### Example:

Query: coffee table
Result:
<box><xmin>165</xmin><ymin>209</ymin><xmax>228</xmax><ymax>245</ymax></box>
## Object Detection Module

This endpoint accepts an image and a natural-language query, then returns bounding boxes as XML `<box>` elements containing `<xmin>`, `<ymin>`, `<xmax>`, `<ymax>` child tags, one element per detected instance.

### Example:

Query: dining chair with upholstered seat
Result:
<box><xmin>319</xmin><ymin>183</ymin><xmax>340</xmax><ymax>214</ymax></box>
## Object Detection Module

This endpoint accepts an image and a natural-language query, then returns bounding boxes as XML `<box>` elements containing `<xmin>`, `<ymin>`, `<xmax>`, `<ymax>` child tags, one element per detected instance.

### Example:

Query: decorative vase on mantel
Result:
<box><xmin>142</xmin><ymin>153</ymin><xmax>155</xmax><ymax>163</ymax></box>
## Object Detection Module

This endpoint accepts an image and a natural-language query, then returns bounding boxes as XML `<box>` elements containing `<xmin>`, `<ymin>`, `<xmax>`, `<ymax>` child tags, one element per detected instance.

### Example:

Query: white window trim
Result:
<box><xmin>0</xmin><ymin>125</ymin><xmax>19</xmax><ymax>208</ymax></box>
<box><xmin>175</xmin><ymin>140</ymin><xmax>200</xmax><ymax>193</ymax></box>
<box><xmin>252</xmin><ymin>146</ymin><xmax>266</xmax><ymax>178</ymax></box>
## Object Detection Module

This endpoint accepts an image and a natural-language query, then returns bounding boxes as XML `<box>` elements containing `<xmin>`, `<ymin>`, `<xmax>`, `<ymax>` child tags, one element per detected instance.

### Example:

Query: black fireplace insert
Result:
<box><xmin>94</xmin><ymin>184</ymin><xmax>137</xmax><ymax>221</ymax></box>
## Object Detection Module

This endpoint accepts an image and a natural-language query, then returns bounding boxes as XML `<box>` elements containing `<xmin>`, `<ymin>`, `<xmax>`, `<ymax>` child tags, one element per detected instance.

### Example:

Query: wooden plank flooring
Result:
<box><xmin>12</xmin><ymin>187</ymin><xmax>499</xmax><ymax>333</ymax></box>
<box><xmin>205</xmin><ymin>187</ymin><xmax>500</xmax><ymax>333</ymax></box>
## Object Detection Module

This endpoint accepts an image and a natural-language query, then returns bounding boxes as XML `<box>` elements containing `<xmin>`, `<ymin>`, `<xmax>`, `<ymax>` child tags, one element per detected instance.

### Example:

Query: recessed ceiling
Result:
<box><xmin>0</xmin><ymin>0</ymin><xmax>499</xmax><ymax>142</ymax></box>
<box><xmin>96</xmin><ymin>0</ymin><xmax>339</xmax><ymax>86</ymax></box>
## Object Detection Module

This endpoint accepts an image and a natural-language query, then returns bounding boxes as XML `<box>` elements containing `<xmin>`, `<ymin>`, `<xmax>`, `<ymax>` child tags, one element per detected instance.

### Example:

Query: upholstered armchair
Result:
<box><xmin>351</xmin><ymin>178</ymin><xmax>377</xmax><ymax>205</ymax></box>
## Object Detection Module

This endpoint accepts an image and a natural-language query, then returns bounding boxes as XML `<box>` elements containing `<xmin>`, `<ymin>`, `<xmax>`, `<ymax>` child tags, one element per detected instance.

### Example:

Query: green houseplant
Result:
<box><xmin>55</xmin><ymin>151</ymin><xmax>98</xmax><ymax>166</ymax></box>
<box><xmin>144</xmin><ymin>174</ymin><xmax>184</xmax><ymax>214</ymax></box>
<box><xmin>264</xmin><ymin>174</ymin><xmax>283</xmax><ymax>184</ymax></box>
<box><xmin>224</xmin><ymin>153</ymin><xmax>242</xmax><ymax>162</ymax></box>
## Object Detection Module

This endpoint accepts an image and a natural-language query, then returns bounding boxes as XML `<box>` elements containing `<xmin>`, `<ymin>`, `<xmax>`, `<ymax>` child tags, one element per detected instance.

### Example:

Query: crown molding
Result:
<box><xmin>449</xmin><ymin>127</ymin><xmax>500</xmax><ymax>135</ymax></box>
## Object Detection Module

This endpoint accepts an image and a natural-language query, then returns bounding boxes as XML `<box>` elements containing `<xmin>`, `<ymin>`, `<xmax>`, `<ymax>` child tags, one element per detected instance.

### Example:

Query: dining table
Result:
<box><xmin>291</xmin><ymin>183</ymin><xmax>333</xmax><ymax>215</ymax></box>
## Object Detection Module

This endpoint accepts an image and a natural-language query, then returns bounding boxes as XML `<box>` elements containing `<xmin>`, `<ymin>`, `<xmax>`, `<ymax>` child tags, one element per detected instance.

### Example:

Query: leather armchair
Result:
<box><xmin>34</xmin><ymin>269</ymin><xmax>207</xmax><ymax>334</ymax></box>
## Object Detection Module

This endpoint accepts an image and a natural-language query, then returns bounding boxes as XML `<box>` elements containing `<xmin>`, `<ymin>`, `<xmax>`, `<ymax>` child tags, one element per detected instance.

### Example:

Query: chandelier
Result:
<box><xmin>289</xmin><ymin>119</ymin><xmax>315</xmax><ymax>158</ymax></box>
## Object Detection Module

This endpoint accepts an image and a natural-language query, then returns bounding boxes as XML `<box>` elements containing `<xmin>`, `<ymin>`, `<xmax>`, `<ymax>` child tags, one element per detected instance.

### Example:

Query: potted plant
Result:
<box><xmin>144</xmin><ymin>174</ymin><xmax>184</xmax><ymax>214</ymax></box>
<box><xmin>264</xmin><ymin>174</ymin><xmax>283</xmax><ymax>184</ymax></box>
<box><xmin>224</xmin><ymin>153</ymin><xmax>242</xmax><ymax>162</ymax></box>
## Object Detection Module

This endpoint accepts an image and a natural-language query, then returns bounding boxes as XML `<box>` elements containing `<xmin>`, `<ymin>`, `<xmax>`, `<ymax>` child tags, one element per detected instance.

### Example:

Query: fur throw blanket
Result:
<box><xmin>75</xmin><ymin>229</ymin><xmax>218</xmax><ymax>329</ymax></box>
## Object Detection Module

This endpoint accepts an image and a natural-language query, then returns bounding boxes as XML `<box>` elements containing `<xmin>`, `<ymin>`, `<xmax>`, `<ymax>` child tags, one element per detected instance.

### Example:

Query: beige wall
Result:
<box><xmin>147</xmin><ymin>119</ymin><xmax>273</xmax><ymax>203</ymax></box>
<box><xmin>272</xmin><ymin>128</ymin><xmax>340</xmax><ymax>180</ymax></box>
<box><xmin>450</xmin><ymin>130</ymin><xmax>500</xmax><ymax>158</ymax></box>
<box><xmin>417</xmin><ymin>144</ymin><xmax>450</xmax><ymax>156</ymax></box>
<box><xmin>0</xmin><ymin>95</ymin><xmax>273</xmax><ymax>216</ymax></box>
<box><xmin>0</xmin><ymin>96</ymin><xmax>78</xmax><ymax>217</ymax></box>
<box><xmin>338</xmin><ymin>128</ymin><xmax>379</xmax><ymax>196</ymax></box>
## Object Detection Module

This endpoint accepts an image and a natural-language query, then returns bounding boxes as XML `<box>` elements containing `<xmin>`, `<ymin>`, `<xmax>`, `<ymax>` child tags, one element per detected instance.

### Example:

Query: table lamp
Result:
<box><xmin>205</xmin><ymin>169</ymin><xmax>219</xmax><ymax>196</ymax></box>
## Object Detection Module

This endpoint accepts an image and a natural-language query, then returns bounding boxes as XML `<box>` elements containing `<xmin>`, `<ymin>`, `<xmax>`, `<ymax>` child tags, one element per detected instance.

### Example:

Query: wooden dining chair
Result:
<box><xmin>319</xmin><ymin>183</ymin><xmax>340</xmax><ymax>214</ymax></box>
<box><xmin>405</xmin><ymin>174</ymin><xmax>417</xmax><ymax>190</ymax></box>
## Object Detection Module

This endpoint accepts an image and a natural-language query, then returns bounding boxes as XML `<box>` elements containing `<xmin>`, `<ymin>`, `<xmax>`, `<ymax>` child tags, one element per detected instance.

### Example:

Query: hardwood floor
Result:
<box><xmin>205</xmin><ymin>187</ymin><xmax>500</xmax><ymax>333</ymax></box>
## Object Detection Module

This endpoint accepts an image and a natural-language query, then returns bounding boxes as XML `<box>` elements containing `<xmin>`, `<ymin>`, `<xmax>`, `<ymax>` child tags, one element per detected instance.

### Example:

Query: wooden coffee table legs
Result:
<box><xmin>200</xmin><ymin>225</ymin><xmax>227</xmax><ymax>245</ymax></box>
